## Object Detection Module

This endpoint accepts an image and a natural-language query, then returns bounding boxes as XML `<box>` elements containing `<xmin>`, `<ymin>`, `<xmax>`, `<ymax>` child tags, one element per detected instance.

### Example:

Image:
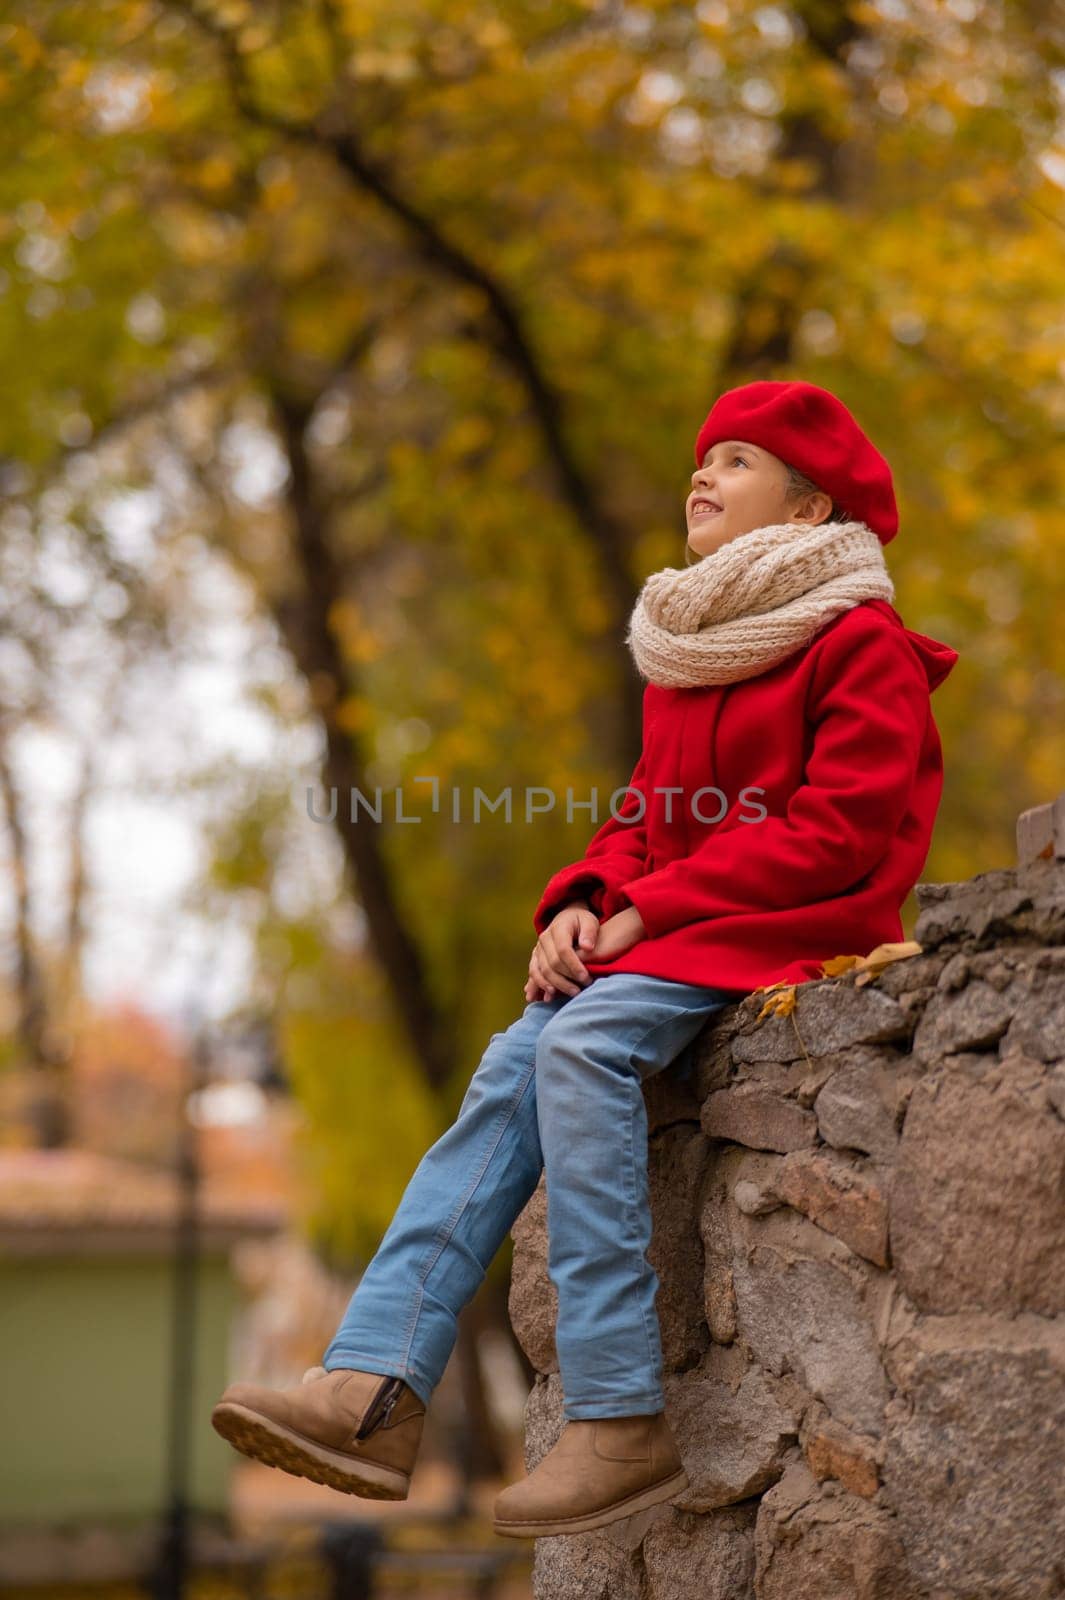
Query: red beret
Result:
<box><xmin>693</xmin><ymin>380</ymin><xmax>899</xmax><ymax>544</ymax></box>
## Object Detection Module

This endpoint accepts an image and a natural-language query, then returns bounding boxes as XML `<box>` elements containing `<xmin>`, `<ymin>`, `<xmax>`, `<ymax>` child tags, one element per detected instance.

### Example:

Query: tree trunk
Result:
<box><xmin>0</xmin><ymin>725</ymin><xmax>70</xmax><ymax>1146</ymax></box>
<box><xmin>266</xmin><ymin>381</ymin><xmax>513</xmax><ymax>1475</ymax></box>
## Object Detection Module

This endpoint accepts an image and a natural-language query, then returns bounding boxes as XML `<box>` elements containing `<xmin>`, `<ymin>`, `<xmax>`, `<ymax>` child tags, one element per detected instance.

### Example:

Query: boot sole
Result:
<box><xmin>211</xmin><ymin>1400</ymin><xmax>412</xmax><ymax>1500</ymax></box>
<box><xmin>492</xmin><ymin>1466</ymin><xmax>689</xmax><ymax>1538</ymax></box>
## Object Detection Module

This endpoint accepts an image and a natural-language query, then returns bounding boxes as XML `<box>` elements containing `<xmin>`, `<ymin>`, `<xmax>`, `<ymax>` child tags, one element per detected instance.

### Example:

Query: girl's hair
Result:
<box><xmin>685</xmin><ymin>458</ymin><xmax>851</xmax><ymax>565</ymax></box>
<box><xmin>781</xmin><ymin>461</ymin><xmax>851</xmax><ymax>523</ymax></box>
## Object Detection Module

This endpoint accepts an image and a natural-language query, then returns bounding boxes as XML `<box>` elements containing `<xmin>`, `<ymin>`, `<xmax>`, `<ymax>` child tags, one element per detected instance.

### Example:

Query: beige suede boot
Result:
<box><xmin>211</xmin><ymin>1365</ymin><xmax>427</xmax><ymax>1499</ymax></box>
<box><xmin>492</xmin><ymin>1411</ymin><xmax>689</xmax><ymax>1537</ymax></box>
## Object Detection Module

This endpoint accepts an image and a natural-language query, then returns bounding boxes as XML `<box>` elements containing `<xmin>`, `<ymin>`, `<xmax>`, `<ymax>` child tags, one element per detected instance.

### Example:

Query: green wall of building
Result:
<box><xmin>1</xmin><ymin>1250</ymin><xmax>238</xmax><ymax>1524</ymax></box>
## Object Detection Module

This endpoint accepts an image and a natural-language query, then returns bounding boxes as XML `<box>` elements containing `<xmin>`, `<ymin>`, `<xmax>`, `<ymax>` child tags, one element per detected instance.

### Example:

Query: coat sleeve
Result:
<box><xmin>532</xmin><ymin>690</ymin><xmax>654</xmax><ymax>936</ymax></box>
<box><xmin>616</xmin><ymin>615</ymin><xmax>933</xmax><ymax>937</ymax></box>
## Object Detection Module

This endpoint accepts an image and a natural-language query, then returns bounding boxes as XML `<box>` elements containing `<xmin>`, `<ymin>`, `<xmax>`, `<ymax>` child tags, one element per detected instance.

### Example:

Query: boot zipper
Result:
<box><xmin>355</xmin><ymin>1375</ymin><xmax>404</xmax><ymax>1440</ymax></box>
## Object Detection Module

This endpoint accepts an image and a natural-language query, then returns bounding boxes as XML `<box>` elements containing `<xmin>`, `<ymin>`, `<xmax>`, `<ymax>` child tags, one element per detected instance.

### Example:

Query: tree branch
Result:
<box><xmin>268</xmin><ymin>386</ymin><xmax>459</xmax><ymax>1097</ymax></box>
<box><xmin>166</xmin><ymin>0</ymin><xmax>644</xmax><ymax>765</ymax></box>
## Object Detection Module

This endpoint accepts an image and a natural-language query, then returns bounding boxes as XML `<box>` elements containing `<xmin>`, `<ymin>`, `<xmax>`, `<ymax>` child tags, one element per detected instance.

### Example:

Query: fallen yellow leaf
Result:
<box><xmin>864</xmin><ymin>940</ymin><xmax>923</xmax><ymax>965</ymax></box>
<box><xmin>853</xmin><ymin>940</ymin><xmax>923</xmax><ymax>986</ymax></box>
<box><xmin>756</xmin><ymin>985</ymin><xmax>797</xmax><ymax>1021</ymax></box>
<box><xmin>820</xmin><ymin>954</ymin><xmax>865</xmax><ymax>977</ymax></box>
<box><xmin>818</xmin><ymin>940</ymin><xmax>923</xmax><ymax>987</ymax></box>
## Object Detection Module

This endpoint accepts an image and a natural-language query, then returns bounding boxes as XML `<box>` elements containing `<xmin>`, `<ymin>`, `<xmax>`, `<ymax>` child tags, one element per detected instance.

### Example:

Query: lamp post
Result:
<box><xmin>153</xmin><ymin>1021</ymin><xmax>211</xmax><ymax>1600</ymax></box>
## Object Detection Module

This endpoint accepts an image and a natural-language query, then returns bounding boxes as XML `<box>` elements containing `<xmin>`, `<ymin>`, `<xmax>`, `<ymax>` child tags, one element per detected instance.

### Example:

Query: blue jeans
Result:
<box><xmin>323</xmin><ymin>972</ymin><xmax>744</xmax><ymax>1420</ymax></box>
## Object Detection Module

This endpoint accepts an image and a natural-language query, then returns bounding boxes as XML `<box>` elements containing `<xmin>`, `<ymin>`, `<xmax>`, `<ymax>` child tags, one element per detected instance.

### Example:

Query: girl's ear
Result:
<box><xmin>790</xmin><ymin>489</ymin><xmax>833</xmax><ymax>526</ymax></box>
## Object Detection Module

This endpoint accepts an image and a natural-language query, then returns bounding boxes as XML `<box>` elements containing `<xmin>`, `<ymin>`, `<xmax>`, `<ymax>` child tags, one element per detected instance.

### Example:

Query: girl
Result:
<box><xmin>212</xmin><ymin>379</ymin><xmax>958</xmax><ymax>1540</ymax></box>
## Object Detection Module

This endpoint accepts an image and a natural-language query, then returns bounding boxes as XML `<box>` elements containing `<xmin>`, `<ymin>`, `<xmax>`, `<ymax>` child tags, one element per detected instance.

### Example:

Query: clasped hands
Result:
<box><xmin>523</xmin><ymin>898</ymin><xmax>647</xmax><ymax>1003</ymax></box>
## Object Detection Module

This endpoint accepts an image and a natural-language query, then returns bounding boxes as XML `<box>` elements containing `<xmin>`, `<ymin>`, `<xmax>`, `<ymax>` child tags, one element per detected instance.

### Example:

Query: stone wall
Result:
<box><xmin>508</xmin><ymin>835</ymin><xmax>1065</xmax><ymax>1600</ymax></box>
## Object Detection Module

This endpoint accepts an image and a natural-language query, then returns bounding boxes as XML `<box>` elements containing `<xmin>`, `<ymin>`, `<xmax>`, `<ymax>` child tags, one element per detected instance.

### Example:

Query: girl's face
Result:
<box><xmin>686</xmin><ymin>438</ymin><xmax>832</xmax><ymax>558</ymax></box>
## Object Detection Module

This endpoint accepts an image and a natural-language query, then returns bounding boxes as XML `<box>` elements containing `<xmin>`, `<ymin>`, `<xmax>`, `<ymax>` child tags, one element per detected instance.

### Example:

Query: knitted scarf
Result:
<box><xmin>625</xmin><ymin>519</ymin><xmax>895</xmax><ymax>689</ymax></box>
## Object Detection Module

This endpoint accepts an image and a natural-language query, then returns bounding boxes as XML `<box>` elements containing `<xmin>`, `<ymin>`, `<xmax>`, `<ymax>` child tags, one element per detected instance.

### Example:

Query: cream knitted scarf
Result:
<box><xmin>625</xmin><ymin>519</ymin><xmax>895</xmax><ymax>688</ymax></box>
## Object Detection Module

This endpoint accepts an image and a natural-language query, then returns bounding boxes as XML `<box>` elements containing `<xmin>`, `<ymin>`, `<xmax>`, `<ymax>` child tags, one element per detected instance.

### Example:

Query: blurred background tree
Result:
<box><xmin>0</xmin><ymin>0</ymin><xmax>1061</xmax><ymax>1479</ymax></box>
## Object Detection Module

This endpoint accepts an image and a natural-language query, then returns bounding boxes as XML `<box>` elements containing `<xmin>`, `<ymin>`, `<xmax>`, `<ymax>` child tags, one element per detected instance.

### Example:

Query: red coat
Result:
<box><xmin>532</xmin><ymin>599</ymin><xmax>958</xmax><ymax>993</ymax></box>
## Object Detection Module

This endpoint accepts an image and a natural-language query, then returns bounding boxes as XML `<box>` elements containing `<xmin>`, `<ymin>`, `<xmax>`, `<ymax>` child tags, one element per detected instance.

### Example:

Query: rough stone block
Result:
<box><xmin>1001</xmin><ymin>967</ymin><xmax>1065</xmax><ymax>1062</ymax></box>
<box><xmin>812</xmin><ymin>1049</ymin><xmax>902</xmax><ymax>1163</ymax></box>
<box><xmin>968</xmin><ymin>948</ymin><xmax>1032</xmax><ymax>990</ymax></box>
<box><xmin>937</xmin><ymin>951</ymin><xmax>972</xmax><ymax>991</ymax></box>
<box><xmin>864</xmin><ymin>950</ymin><xmax>948</xmax><ymax>996</ymax></box>
<box><xmin>666</xmin><ymin>1344</ymin><xmax>802</xmax><ymax>1512</ymax></box>
<box><xmin>700</xmin><ymin>1155</ymin><xmax>743</xmax><ymax>1344</ymax></box>
<box><xmin>794</xmin><ymin>1057</ymin><xmax>842</xmax><ymax>1105</ymax></box>
<box><xmin>701</xmin><ymin>1082</ymin><xmax>818</xmax><ymax>1153</ymax></box>
<box><xmin>730</xmin><ymin>984</ymin><xmax>910</xmax><ymax>1065</ymax></box>
<box><xmin>1016</xmin><ymin>790</ymin><xmax>1065</xmax><ymax>865</ymax></box>
<box><xmin>911</xmin><ymin>978</ymin><xmax>1018</xmax><ymax>1061</ymax></box>
<box><xmin>1048</xmin><ymin>1062</ymin><xmax>1065</xmax><ymax>1120</ymax></box>
<box><xmin>881</xmin><ymin>1314</ymin><xmax>1065</xmax><ymax>1600</ymax></box>
<box><xmin>644</xmin><ymin>1055</ymin><xmax>703</xmax><ymax>1135</ymax></box>
<box><xmin>736</xmin><ymin>1055</ymin><xmax>816</xmax><ymax>1094</ymax></box>
<box><xmin>523</xmin><ymin>1368</ymin><xmax>564</xmax><ymax>1467</ymax></box>
<box><xmin>729</xmin><ymin>1238</ymin><xmax>888</xmax><ymax>1436</ymax></box>
<box><xmin>752</xmin><ymin>1456</ymin><xmax>917</xmax><ymax>1600</ymax></box>
<box><xmin>799</xmin><ymin>1402</ymin><xmax>880</xmax><ymax>1498</ymax></box>
<box><xmin>690</xmin><ymin>1032</ymin><xmax>737</xmax><ymax>1100</ymax></box>
<box><xmin>1013</xmin><ymin>860</ymin><xmax>1065</xmax><ymax>943</ymax></box>
<box><xmin>890</xmin><ymin>1053</ymin><xmax>1065</xmax><ymax>1315</ymax></box>
<box><xmin>914</xmin><ymin>869</ymin><xmax>1036</xmax><ymax>948</ymax></box>
<box><xmin>531</xmin><ymin>1521</ymin><xmax>647</xmax><ymax>1600</ymax></box>
<box><xmin>769</xmin><ymin>1147</ymin><xmax>889</xmax><ymax>1267</ymax></box>
<box><xmin>648</xmin><ymin>1127</ymin><xmax>711</xmax><ymax>1370</ymax></box>
<box><xmin>508</xmin><ymin>1178</ymin><xmax>558</xmax><ymax>1374</ymax></box>
<box><xmin>642</xmin><ymin>1505</ymin><xmax>756</xmax><ymax>1600</ymax></box>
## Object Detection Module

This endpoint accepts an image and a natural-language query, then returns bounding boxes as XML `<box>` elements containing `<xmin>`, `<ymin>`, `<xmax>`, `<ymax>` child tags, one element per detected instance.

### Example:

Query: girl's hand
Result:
<box><xmin>587</xmin><ymin>905</ymin><xmax>647</xmax><ymax>963</ymax></box>
<box><xmin>524</xmin><ymin>902</ymin><xmax>599</xmax><ymax>1002</ymax></box>
<box><xmin>523</xmin><ymin>904</ymin><xmax>648</xmax><ymax>1003</ymax></box>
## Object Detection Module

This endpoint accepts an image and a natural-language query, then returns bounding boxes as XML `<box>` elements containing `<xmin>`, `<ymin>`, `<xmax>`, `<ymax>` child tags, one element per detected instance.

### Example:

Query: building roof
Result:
<box><xmin>0</xmin><ymin>1148</ymin><xmax>286</xmax><ymax>1258</ymax></box>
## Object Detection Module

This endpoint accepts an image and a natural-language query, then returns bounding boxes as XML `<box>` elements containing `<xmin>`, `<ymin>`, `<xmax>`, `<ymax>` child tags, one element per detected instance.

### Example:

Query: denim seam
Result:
<box><xmin>397</xmin><ymin>1052</ymin><xmax>539</xmax><ymax>1376</ymax></box>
